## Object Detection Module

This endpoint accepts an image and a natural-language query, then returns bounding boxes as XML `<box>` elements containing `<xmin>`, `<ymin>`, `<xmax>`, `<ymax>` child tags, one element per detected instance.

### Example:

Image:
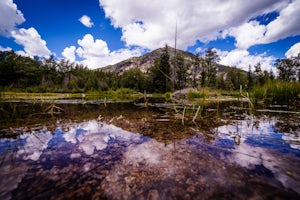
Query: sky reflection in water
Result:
<box><xmin>214</xmin><ymin>116</ymin><xmax>300</xmax><ymax>193</ymax></box>
<box><xmin>0</xmin><ymin>115</ymin><xmax>299</xmax><ymax>199</ymax></box>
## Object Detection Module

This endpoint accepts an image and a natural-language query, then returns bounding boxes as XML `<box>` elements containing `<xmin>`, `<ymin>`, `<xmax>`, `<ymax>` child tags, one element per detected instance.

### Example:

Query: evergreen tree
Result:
<box><xmin>247</xmin><ymin>65</ymin><xmax>254</xmax><ymax>90</ymax></box>
<box><xmin>0</xmin><ymin>51</ymin><xmax>19</xmax><ymax>86</ymax></box>
<box><xmin>160</xmin><ymin>45</ymin><xmax>171</xmax><ymax>91</ymax></box>
<box><xmin>149</xmin><ymin>45</ymin><xmax>171</xmax><ymax>93</ymax></box>
<box><xmin>254</xmin><ymin>62</ymin><xmax>264</xmax><ymax>85</ymax></box>
<box><xmin>175</xmin><ymin>53</ymin><xmax>187</xmax><ymax>89</ymax></box>
<box><xmin>191</xmin><ymin>54</ymin><xmax>200</xmax><ymax>88</ymax></box>
<box><xmin>121</xmin><ymin>68</ymin><xmax>146</xmax><ymax>92</ymax></box>
<box><xmin>59</xmin><ymin>59</ymin><xmax>74</xmax><ymax>88</ymax></box>
<box><xmin>42</xmin><ymin>56</ymin><xmax>62</xmax><ymax>86</ymax></box>
<box><xmin>202</xmin><ymin>48</ymin><xmax>219</xmax><ymax>87</ymax></box>
<box><xmin>224</xmin><ymin>66</ymin><xmax>247</xmax><ymax>91</ymax></box>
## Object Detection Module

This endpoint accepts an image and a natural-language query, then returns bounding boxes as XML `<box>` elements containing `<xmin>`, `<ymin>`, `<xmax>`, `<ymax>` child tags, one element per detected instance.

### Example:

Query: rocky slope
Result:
<box><xmin>98</xmin><ymin>46</ymin><xmax>195</xmax><ymax>74</ymax></box>
<box><xmin>97</xmin><ymin>46</ymin><xmax>230</xmax><ymax>75</ymax></box>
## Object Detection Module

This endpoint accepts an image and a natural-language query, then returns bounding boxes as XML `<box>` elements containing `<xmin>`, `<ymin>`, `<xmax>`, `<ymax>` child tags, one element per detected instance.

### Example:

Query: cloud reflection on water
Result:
<box><xmin>0</xmin><ymin>116</ymin><xmax>299</xmax><ymax>199</ymax></box>
<box><xmin>17</xmin><ymin>130</ymin><xmax>52</xmax><ymax>161</ymax></box>
<box><xmin>214</xmin><ymin>116</ymin><xmax>300</xmax><ymax>192</ymax></box>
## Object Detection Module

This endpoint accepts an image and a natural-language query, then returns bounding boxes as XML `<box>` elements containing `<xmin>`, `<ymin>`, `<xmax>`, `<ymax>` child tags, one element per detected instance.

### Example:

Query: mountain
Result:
<box><xmin>97</xmin><ymin>46</ymin><xmax>232</xmax><ymax>75</ymax></box>
<box><xmin>98</xmin><ymin>46</ymin><xmax>195</xmax><ymax>74</ymax></box>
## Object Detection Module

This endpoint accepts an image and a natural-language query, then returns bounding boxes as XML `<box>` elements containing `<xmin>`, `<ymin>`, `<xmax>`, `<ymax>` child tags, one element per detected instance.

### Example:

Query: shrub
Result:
<box><xmin>165</xmin><ymin>92</ymin><xmax>172</xmax><ymax>101</ymax></box>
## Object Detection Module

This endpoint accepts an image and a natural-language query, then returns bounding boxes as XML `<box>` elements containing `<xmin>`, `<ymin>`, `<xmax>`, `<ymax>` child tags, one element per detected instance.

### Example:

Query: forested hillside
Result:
<box><xmin>0</xmin><ymin>46</ymin><xmax>299</xmax><ymax>94</ymax></box>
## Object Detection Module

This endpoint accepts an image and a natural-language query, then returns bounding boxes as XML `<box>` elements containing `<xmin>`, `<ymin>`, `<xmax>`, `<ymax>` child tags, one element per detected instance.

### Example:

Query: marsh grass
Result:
<box><xmin>187</xmin><ymin>89</ymin><xmax>209</xmax><ymax>101</ymax></box>
<box><xmin>187</xmin><ymin>88</ymin><xmax>242</xmax><ymax>103</ymax></box>
<box><xmin>0</xmin><ymin>89</ymin><xmax>144</xmax><ymax>102</ymax></box>
<box><xmin>250</xmin><ymin>81</ymin><xmax>300</xmax><ymax>106</ymax></box>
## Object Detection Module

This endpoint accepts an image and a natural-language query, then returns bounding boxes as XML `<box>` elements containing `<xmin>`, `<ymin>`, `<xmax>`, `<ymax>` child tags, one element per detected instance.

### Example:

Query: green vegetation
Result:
<box><xmin>1</xmin><ymin>48</ymin><xmax>299</xmax><ymax>106</ymax></box>
<box><xmin>187</xmin><ymin>90</ymin><xmax>207</xmax><ymax>100</ymax></box>
<box><xmin>250</xmin><ymin>81</ymin><xmax>300</xmax><ymax>105</ymax></box>
<box><xmin>165</xmin><ymin>92</ymin><xmax>172</xmax><ymax>101</ymax></box>
<box><xmin>149</xmin><ymin>45</ymin><xmax>172</xmax><ymax>93</ymax></box>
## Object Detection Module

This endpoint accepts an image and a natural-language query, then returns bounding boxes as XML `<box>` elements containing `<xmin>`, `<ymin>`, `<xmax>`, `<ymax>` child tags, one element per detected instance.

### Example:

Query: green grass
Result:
<box><xmin>0</xmin><ymin>89</ymin><xmax>143</xmax><ymax>101</ymax></box>
<box><xmin>187</xmin><ymin>88</ymin><xmax>238</xmax><ymax>101</ymax></box>
<box><xmin>4</xmin><ymin>82</ymin><xmax>299</xmax><ymax>106</ymax></box>
<box><xmin>250</xmin><ymin>81</ymin><xmax>300</xmax><ymax>105</ymax></box>
<box><xmin>187</xmin><ymin>91</ymin><xmax>206</xmax><ymax>100</ymax></box>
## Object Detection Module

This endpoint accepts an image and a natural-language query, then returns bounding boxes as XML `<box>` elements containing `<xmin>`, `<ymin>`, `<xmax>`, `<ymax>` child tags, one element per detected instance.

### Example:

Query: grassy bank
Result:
<box><xmin>0</xmin><ymin>88</ymin><xmax>144</xmax><ymax>102</ymax></box>
<box><xmin>2</xmin><ymin>82</ymin><xmax>300</xmax><ymax>106</ymax></box>
<box><xmin>187</xmin><ymin>88</ymin><xmax>241</xmax><ymax>102</ymax></box>
<box><xmin>250</xmin><ymin>81</ymin><xmax>300</xmax><ymax>105</ymax></box>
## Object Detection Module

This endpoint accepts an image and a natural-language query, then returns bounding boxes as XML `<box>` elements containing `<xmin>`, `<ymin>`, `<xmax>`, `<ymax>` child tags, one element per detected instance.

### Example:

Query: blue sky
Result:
<box><xmin>1</xmin><ymin>0</ymin><xmax>300</xmax><ymax>72</ymax></box>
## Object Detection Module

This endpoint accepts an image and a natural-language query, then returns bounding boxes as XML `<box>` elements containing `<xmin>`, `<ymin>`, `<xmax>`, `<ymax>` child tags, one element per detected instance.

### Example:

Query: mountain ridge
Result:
<box><xmin>96</xmin><ymin>46</ymin><xmax>232</xmax><ymax>75</ymax></box>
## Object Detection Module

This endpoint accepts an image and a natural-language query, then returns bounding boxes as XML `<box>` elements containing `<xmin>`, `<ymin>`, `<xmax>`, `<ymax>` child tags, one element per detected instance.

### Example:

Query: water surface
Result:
<box><xmin>0</xmin><ymin>102</ymin><xmax>299</xmax><ymax>199</ymax></box>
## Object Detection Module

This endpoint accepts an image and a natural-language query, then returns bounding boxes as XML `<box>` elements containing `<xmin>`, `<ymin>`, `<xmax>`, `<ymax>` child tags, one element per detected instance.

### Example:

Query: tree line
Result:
<box><xmin>140</xmin><ymin>45</ymin><xmax>299</xmax><ymax>92</ymax></box>
<box><xmin>0</xmin><ymin>47</ymin><xmax>299</xmax><ymax>93</ymax></box>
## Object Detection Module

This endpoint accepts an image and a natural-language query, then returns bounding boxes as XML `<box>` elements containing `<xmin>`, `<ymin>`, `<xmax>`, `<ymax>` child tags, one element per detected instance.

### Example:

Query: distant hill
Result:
<box><xmin>97</xmin><ymin>46</ymin><xmax>238</xmax><ymax>75</ymax></box>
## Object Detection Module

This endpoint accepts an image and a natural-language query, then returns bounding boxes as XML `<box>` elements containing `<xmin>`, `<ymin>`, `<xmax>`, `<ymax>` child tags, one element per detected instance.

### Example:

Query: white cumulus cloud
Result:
<box><xmin>77</xmin><ymin>34</ymin><xmax>110</xmax><ymax>57</ymax></box>
<box><xmin>262</xmin><ymin>0</ymin><xmax>300</xmax><ymax>44</ymax></box>
<box><xmin>227</xmin><ymin>0</ymin><xmax>300</xmax><ymax>50</ymax></box>
<box><xmin>62</xmin><ymin>46</ymin><xmax>76</xmax><ymax>62</ymax></box>
<box><xmin>11</xmin><ymin>27</ymin><xmax>51</xmax><ymax>57</ymax></box>
<box><xmin>63</xmin><ymin>34</ymin><xmax>142</xmax><ymax>69</ymax></box>
<box><xmin>0</xmin><ymin>0</ymin><xmax>25</xmax><ymax>36</ymax></box>
<box><xmin>79</xmin><ymin>15</ymin><xmax>94</xmax><ymax>28</ymax></box>
<box><xmin>227</xmin><ymin>21</ymin><xmax>267</xmax><ymax>50</ymax></box>
<box><xmin>217</xmin><ymin>48</ymin><xmax>276</xmax><ymax>72</ymax></box>
<box><xmin>0</xmin><ymin>0</ymin><xmax>52</xmax><ymax>58</ymax></box>
<box><xmin>285</xmin><ymin>42</ymin><xmax>300</xmax><ymax>58</ymax></box>
<box><xmin>99</xmin><ymin>0</ymin><xmax>289</xmax><ymax>50</ymax></box>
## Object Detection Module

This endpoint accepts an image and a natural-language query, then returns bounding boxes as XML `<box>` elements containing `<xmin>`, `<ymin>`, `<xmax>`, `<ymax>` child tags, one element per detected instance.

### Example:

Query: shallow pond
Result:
<box><xmin>0</xmin><ymin>101</ymin><xmax>299</xmax><ymax>199</ymax></box>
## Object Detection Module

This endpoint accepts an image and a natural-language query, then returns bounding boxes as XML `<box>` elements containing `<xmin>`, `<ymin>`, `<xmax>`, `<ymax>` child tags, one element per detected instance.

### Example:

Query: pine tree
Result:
<box><xmin>191</xmin><ymin>54</ymin><xmax>200</xmax><ymax>88</ymax></box>
<box><xmin>175</xmin><ymin>53</ymin><xmax>187</xmax><ymax>89</ymax></box>
<box><xmin>149</xmin><ymin>46</ymin><xmax>171</xmax><ymax>93</ymax></box>
<box><xmin>203</xmin><ymin>48</ymin><xmax>219</xmax><ymax>87</ymax></box>
<box><xmin>247</xmin><ymin>65</ymin><xmax>253</xmax><ymax>90</ymax></box>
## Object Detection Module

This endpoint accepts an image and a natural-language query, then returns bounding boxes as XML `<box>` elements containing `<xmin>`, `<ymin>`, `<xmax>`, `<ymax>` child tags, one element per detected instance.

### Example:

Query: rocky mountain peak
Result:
<box><xmin>96</xmin><ymin>46</ymin><xmax>232</xmax><ymax>75</ymax></box>
<box><xmin>97</xmin><ymin>46</ymin><xmax>196</xmax><ymax>74</ymax></box>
